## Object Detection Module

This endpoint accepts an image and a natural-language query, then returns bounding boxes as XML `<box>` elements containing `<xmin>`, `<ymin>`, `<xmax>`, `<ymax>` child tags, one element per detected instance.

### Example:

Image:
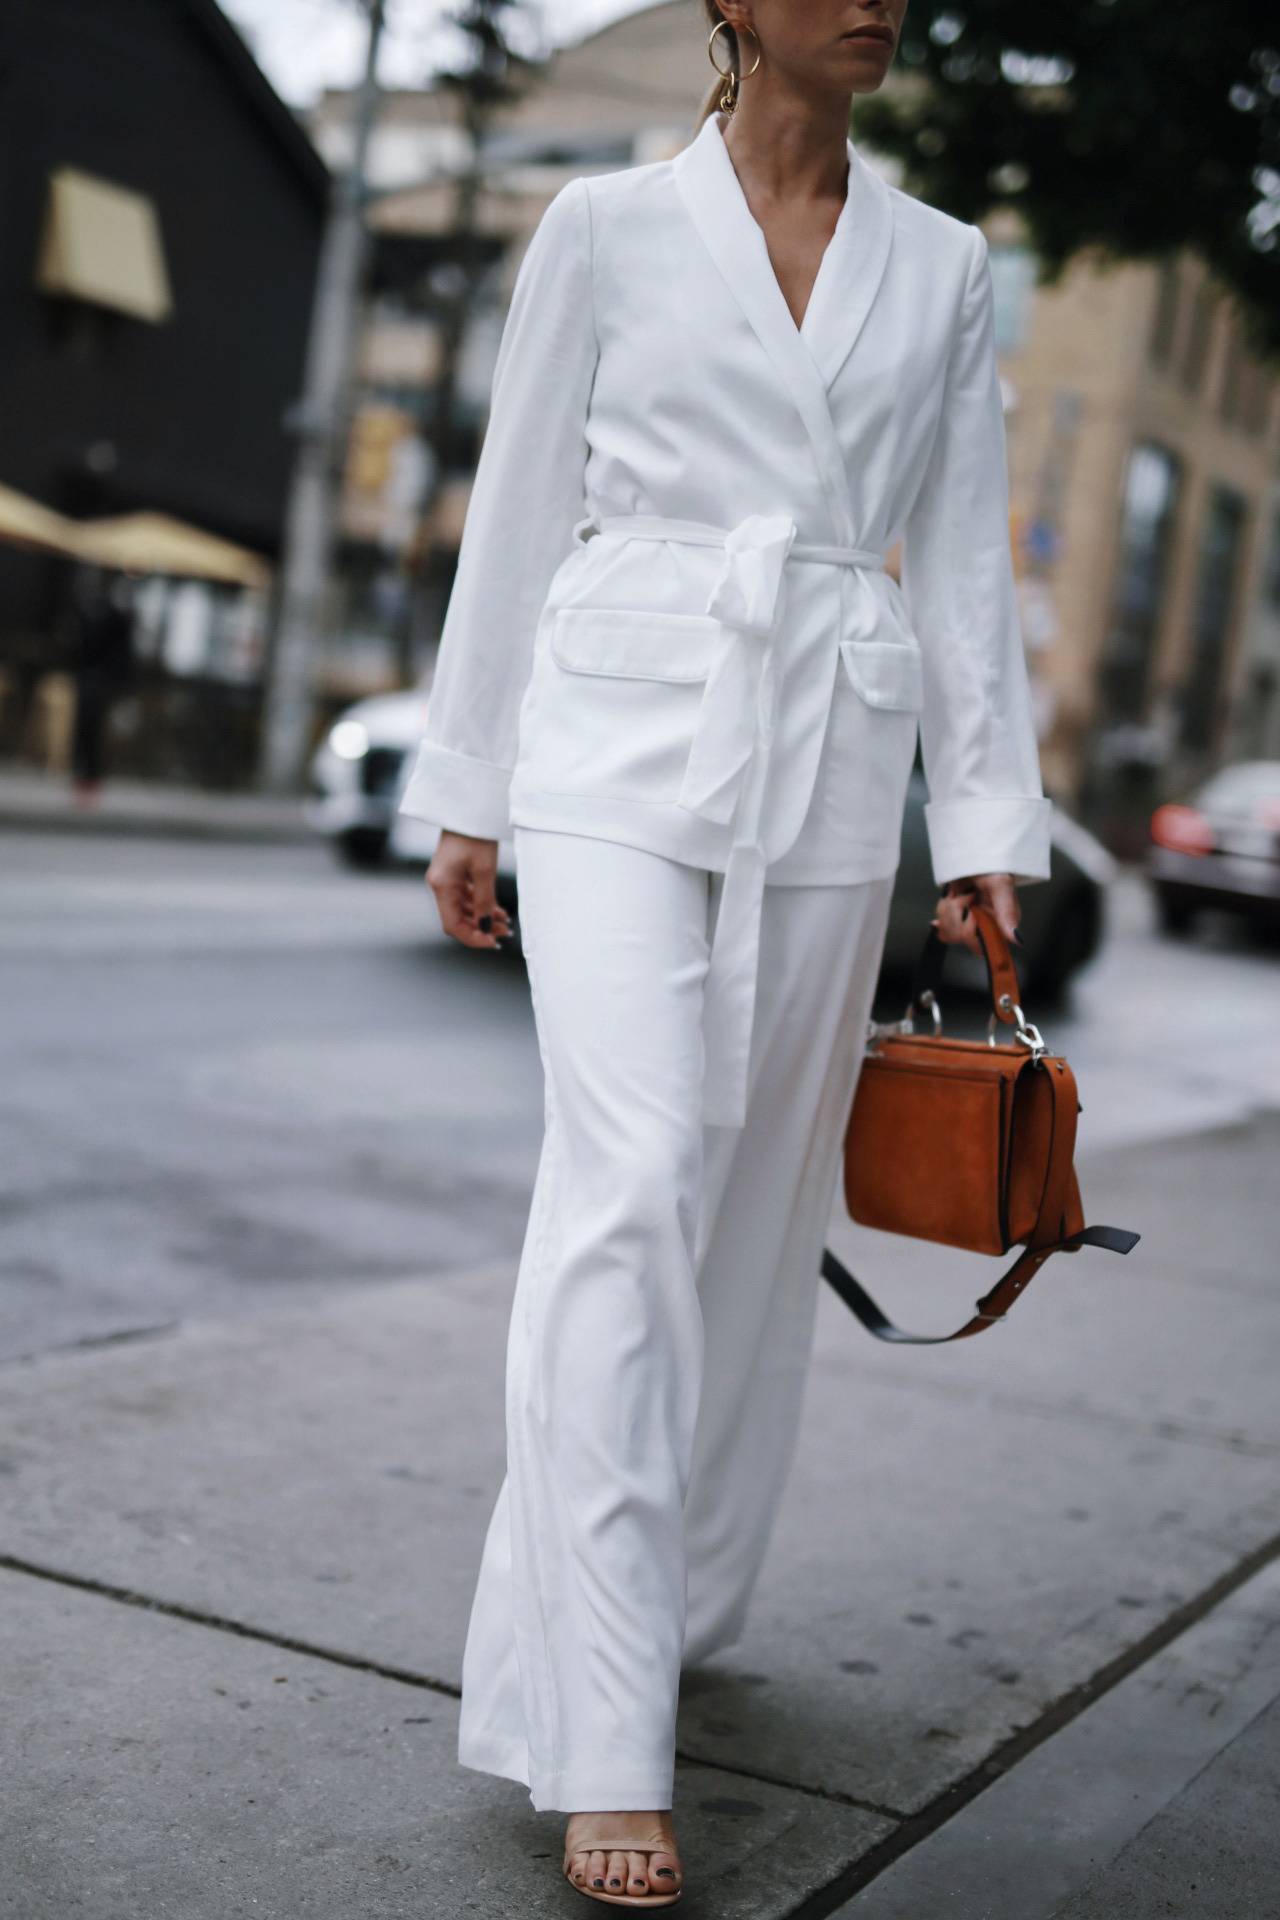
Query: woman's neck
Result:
<box><xmin>716</xmin><ymin>93</ymin><xmax>853</xmax><ymax>209</ymax></box>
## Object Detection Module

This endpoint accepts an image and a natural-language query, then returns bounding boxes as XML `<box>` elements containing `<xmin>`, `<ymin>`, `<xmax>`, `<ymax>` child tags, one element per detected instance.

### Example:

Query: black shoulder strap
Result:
<box><xmin>820</xmin><ymin>1225</ymin><xmax>1139</xmax><ymax>1345</ymax></box>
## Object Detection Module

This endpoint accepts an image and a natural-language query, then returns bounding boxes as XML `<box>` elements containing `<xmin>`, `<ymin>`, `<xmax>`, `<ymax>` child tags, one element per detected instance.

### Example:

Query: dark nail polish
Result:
<box><xmin>593</xmin><ymin>1879</ymin><xmax>604</xmax><ymax>1888</ymax></box>
<box><xmin>1012</xmin><ymin>928</ymin><xmax>1025</xmax><ymax>947</ymax></box>
<box><xmin>656</xmin><ymin>1868</ymin><xmax>676</xmax><ymax>1878</ymax></box>
<box><xmin>609</xmin><ymin>1878</ymin><xmax>622</xmax><ymax>1888</ymax></box>
<box><xmin>478</xmin><ymin>914</ymin><xmax>492</xmax><ymax>933</ymax></box>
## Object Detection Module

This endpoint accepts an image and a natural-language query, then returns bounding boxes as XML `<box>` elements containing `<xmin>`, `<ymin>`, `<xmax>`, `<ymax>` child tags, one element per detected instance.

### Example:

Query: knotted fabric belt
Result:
<box><xmin>572</xmin><ymin>510</ymin><xmax>886</xmax><ymax>1131</ymax></box>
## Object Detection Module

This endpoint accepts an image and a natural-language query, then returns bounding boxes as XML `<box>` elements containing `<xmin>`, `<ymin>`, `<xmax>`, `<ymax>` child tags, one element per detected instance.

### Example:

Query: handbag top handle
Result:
<box><xmin>909</xmin><ymin>902</ymin><xmax>1029</xmax><ymax>1036</ymax></box>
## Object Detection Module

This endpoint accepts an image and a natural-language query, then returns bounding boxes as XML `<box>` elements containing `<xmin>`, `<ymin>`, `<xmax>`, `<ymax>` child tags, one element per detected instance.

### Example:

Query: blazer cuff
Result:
<box><xmin>924</xmin><ymin>795</ymin><xmax>1054</xmax><ymax>888</ymax></box>
<box><xmin>396</xmin><ymin>740</ymin><xmax>511</xmax><ymax>840</ymax></box>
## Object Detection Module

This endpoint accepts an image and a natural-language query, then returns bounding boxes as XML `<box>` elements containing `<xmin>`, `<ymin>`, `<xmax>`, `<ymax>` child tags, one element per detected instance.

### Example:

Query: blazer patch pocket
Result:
<box><xmin>521</xmin><ymin>604</ymin><xmax>725</xmax><ymax>805</ymax></box>
<box><xmin>550</xmin><ymin>606</ymin><xmax>722</xmax><ymax>682</ymax></box>
<box><xmin>839</xmin><ymin>638</ymin><xmax>925</xmax><ymax>713</ymax></box>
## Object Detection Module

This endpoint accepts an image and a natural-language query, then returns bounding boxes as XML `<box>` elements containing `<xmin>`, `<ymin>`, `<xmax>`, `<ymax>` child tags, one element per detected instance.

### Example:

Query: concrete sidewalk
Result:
<box><xmin>4</xmin><ymin>1115</ymin><xmax>1279</xmax><ymax>1918</ymax></box>
<box><xmin>0</xmin><ymin>763</ymin><xmax>312</xmax><ymax>841</ymax></box>
<box><xmin>835</xmin><ymin>1556</ymin><xmax>1280</xmax><ymax>1919</ymax></box>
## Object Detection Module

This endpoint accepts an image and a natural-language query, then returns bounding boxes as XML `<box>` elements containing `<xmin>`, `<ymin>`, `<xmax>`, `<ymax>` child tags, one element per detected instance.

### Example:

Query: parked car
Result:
<box><xmin>307</xmin><ymin>682</ymin><xmax>432</xmax><ymax>870</ymax></box>
<box><xmin>1146</xmin><ymin>760</ymin><xmax>1280</xmax><ymax>938</ymax></box>
<box><xmin>882</xmin><ymin>761</ymin><xmax>1111</xmax><ymax>1002</ymax></box>
<box><xmin>309</xmin><ymin>690</ymin><xmax>1112</xmax><ymax>1001</ymax></box>
<box><xmin>306</xmin><ymin>679</ymin><xmax>519</xmax><ymax>919</ymax></box>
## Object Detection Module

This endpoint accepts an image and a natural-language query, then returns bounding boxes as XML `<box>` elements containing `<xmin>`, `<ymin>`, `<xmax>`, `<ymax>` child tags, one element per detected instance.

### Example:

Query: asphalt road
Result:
<box><xmin>3</xmin><ymin>829</ymin><xmax>1276</xmax><ymax>1365</ymax></box>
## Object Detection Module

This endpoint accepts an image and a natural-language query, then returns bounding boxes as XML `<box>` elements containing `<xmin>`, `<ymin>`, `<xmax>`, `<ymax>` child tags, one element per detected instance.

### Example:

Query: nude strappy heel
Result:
<box><xmin>561</xmin><ymin>1832</ymin><xmax>683</xmax><ymax>1907</ymax></box>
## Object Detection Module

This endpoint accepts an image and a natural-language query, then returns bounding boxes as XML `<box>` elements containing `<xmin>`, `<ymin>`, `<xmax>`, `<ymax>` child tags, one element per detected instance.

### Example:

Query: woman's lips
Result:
<box><xmin>842</xmin><ymin>26</ymin><xmax>894</xmax><ymax>47</ymax></box>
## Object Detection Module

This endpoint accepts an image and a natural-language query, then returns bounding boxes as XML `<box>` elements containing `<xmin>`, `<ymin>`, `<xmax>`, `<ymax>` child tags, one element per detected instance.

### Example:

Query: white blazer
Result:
<box><xmin>398</xmin><ymin>109</ymin><xmax>1053</xmax><ymax>1126</ymax></box>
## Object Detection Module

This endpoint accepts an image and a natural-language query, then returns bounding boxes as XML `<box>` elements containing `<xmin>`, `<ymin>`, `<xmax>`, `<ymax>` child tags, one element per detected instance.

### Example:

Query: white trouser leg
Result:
<box><xmin>462</xmin><ymin>827</ymin><xmax>711</xmax><ymax>1813</ymax></box>
<box><xmin>682</xmin><ymin>872</ymin><xmax>896</xmax><ymax>1662</ymax></box>
<box><xmin>457</xmin><ymin>828</ymin><xmax>895</xmax><ymax>1810</ymax></box>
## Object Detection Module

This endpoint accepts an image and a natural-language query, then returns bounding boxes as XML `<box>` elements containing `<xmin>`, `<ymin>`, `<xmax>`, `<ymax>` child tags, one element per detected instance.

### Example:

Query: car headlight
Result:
<box><xmin>329</xmin><ymin>719</ymin><xmax>370</xmax><ymax>761</ymax></box>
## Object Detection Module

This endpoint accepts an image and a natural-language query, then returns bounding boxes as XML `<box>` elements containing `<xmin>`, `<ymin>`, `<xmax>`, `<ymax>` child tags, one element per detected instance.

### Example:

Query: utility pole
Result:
<box><xmin>258</xmin><ymin>0</ymin><xmax>386</xmax><ymax>794</ymax></box>
<box><xmin>395</xmin><ymin>87</ymin><xmax>485</xmax><ymax>684</ymax></box>
<box><xmin>397</xmin><ymin>0</ymin><xmax>530</xmax><ymax>682</ymax></box>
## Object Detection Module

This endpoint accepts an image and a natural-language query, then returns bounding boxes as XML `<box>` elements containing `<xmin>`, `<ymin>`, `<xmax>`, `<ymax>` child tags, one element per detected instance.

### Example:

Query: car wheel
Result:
<box><xmin>335</xmin><ymin>827</ymin><xmax>389</xmax><ymax>869</ymax></box>
<box><xmin>1154</xmin><ymin>888</ymin><xmax>1197</xmax><ymax>937</ymax></box>
<box><xmin>1024</xmin><ymin>889</ymin><xmax>1100</xmax><ymax>1005</ymax></box>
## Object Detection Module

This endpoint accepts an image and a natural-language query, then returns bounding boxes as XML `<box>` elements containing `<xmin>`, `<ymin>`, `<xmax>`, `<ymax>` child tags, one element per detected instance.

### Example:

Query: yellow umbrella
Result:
<box><xmin>73</xmin><ymin>511</ymin><xmax>272</xmax><ymax>590</ymax></box>
<box><xmin>0</xmin><ymin>482</ymin><xmax>80</xmax><ymax>557</ymax></box>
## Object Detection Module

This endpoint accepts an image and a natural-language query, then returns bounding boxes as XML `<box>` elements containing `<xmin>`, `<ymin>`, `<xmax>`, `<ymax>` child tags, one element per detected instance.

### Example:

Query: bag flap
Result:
<box><xmin>866</xmin><ymin>1033</ymin><xmax>1029</xmax><ymax>1080</ymax></box>
<box><xmin>847</xmin><ymin>1063</ymin><xmax>1008</xmax><ymax>1254</ymax></box>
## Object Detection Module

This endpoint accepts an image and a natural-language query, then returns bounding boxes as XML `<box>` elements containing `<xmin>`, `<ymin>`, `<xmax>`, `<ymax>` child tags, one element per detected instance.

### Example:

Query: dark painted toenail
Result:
<box><xmin>593</xmin><ymin>1878</ymin><xmax>604</xmax><ymax>1887</ymax></box>
<box><xmin>655</xmin><ymin>1868</ymin><xmax>676</xmax><ymax>1877</ymax></box>
<box><xmin>609</xmin><ymin>1879</ymin><xmax>621</xmax><ymax>1888</ymax></box>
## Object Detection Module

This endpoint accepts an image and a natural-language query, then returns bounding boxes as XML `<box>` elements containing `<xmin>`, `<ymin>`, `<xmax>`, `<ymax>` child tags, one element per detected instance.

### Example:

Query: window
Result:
<box><xmin>1236</xmin><ymin>357</ymin><xmax>1275</xmax><ymax>440</ymax></box>
<box><xmin>1179</xmin><ymin>484</ymin><xmax>1249</xmax><ymax>752</ymax></box>
<box><xmin>1179</xmin><ymin>280</ymin><xmax>1216</xmax><ymax>396</ymax></box>
<box><xmin>987</xmin><ymin>243</ymin><xmax>1037</xmax><ymax>353</ymax></box>
<box><xmin>1101</xmin><ymin>443</ymin><xmax>1182</xmax><ymax>722</ymax></box>
<box><xmin>1148</xmin><ymin>259</ymin><xmax>1180</xmax><ymax>369</ymax></box>
<box><xmin>1195</xmin><ymin>758</ymin><xmax>1280</xmax><ymax>818</ymax></box>
<box><xmin>1215</xmin><ymin>322</ymin><xmax>1270</xmax><ymax>435</ymax></box>
<box><xmin>1264</xmin><ymin>504</ymin><xmax>1280</xmax><ymax>611</ymax></box>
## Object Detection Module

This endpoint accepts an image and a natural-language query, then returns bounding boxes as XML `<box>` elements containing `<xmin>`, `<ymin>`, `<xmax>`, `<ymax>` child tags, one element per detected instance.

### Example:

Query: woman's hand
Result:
<box><xmin>931</xmin><ymin>871</ymin><xmax>1022</xmax><ymax>958</ymax></box>
<box><xmin>426</xmin><ymin>830</ymin><xmax>513</xmax><ymax>950</ymax></box>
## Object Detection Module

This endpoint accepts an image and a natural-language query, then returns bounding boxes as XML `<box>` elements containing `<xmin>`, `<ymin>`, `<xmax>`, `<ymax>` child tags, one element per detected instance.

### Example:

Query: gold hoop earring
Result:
<box><xmin>707</xmin><ymin>18</ymin><xmax>762</xmax><ymax>117</ymax></box>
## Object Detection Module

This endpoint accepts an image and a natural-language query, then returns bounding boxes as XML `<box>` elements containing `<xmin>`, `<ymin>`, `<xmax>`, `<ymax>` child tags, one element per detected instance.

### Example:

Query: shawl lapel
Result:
<box><xmin>672</xmin><ymin>112</ymin><xmax>894</xmax><ymax>545</ymax></box>
<box><xmin>801</xmin><ymin>140</ymin><xmax>895</xmax><ymax>392</ymax></box>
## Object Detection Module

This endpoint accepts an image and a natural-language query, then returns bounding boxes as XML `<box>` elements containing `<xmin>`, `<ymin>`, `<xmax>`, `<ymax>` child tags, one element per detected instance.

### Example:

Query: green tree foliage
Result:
<box><xmin>434</xmin><ymin>0</ymin><xmax>531</xmax><ymax>107</ymax></box>
<box><xmin>854</xmin><ymin>1</ymin><xmax>1280</xmax><ymax>357</ymax></box>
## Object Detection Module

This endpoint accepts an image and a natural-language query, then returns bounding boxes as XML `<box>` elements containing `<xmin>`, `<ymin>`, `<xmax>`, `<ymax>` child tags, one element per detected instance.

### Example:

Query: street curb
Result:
<box><xmin>786</xmin><ymin>1527</ymin><xmax>1280</xmax><ymax>1920</ymax></box>
<box><xmin>0</xmin><ymin>801</ymin><xmax>313</xmax><ymax>845</ymax></box>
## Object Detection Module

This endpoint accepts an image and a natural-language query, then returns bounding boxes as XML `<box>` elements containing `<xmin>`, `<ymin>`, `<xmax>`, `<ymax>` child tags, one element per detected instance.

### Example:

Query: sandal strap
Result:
<box><xmin>563</xmin><ymin>1840</ymin><xmax>677</xmax><ymax>1854</ymax></box>
<box><xmin>564</xmin><ymin>1835</ymin><xmax>675</xmax><ymax>1850</ymax></box>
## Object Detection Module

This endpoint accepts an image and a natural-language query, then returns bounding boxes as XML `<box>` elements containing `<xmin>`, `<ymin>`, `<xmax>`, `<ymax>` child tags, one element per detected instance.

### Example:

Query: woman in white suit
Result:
<box><xmin>399</xmin><ymin>0</ymin><xmax>1052</xmax><ymax>1903</ymax></box>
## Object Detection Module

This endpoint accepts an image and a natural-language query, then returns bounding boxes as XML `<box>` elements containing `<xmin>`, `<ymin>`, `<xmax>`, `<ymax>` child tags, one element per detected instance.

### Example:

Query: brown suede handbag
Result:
<box><xmin>821</xmin><ymin>903</ymin><xmax>1139</xmax><ymax>1343</ymax></box>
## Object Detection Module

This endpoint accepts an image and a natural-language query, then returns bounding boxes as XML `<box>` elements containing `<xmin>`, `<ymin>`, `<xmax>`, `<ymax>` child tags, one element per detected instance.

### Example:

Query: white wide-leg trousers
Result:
<box><xmin>457</xmin><ymin>825</ymin><xmax>895</xmax><ymax>1812</ymax></box>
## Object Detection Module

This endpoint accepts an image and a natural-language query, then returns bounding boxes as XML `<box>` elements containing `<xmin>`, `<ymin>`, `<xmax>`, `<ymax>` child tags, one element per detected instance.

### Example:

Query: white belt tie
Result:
<box><xmin>572</xmin><ymin>510</ymin><xmax>886</xmax><ymax>1131</ymax></box>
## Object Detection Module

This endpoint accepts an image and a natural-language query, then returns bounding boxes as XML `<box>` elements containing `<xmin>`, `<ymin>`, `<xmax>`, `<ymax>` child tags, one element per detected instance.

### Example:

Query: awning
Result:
<box><xmin>0</xmin><ymin>483</ymin><xmax>80</xmax><ymax>557</ymax></box>
<box><xmin>0</xmin><ymin>481</ymin><xmax>272</xmax><ymax>589</ymax></box>
<box><xmin>36</xmin><ymin>168</ymin><xmax>173</xmax><ymax>325</ymax></box>
<box><xmin>74</xmin><ymin>512</ymin><xmax>272</xmax><ymax>590</ymax></box>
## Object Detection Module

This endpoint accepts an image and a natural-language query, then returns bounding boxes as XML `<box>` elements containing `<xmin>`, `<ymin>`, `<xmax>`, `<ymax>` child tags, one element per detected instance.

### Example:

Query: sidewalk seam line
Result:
<box><xmin>0</xmin><ymin>1549</ymin><xmax>908</xmax><ymax>1825</ymax></box>
<box><xmin>671</xmin><ymin>1745</ymin><xmax>906</xmax><ymax>1824</ymax></box>
<box><xmin>777</xmin><ymin>1521</ymin><xmax>1280</xmax><ymax>1920</ymax></box>
<box><xmin>0</xmin><ymin>1551</ymin><xmax>462</xmax><ymax>1701</ymax></box>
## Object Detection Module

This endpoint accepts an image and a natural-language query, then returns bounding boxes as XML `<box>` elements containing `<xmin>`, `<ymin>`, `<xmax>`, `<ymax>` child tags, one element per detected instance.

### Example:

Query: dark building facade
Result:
<box><xmin>0</xmin><ymin>0</ymin><xmax>326</xmax><ymax>774</ymax></box>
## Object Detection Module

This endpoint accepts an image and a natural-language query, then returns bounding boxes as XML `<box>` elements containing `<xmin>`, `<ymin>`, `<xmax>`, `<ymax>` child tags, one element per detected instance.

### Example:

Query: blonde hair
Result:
<box><xmin>695</xmin><ymin>2</ymin><xmax>732</xmax><ymax>131</ymax></box>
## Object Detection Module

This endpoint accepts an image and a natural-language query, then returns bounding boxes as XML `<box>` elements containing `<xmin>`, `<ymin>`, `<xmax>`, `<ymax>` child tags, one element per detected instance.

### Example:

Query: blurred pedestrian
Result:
<box><xmin>399</xmin><ymin>2</ymin><xmax>1051</xmax><ymax>1903</ymax></box>
<box><xmin>69</xmin><ymin>568</ymin><xmax>136</xmax><ymax>805</ymax></box>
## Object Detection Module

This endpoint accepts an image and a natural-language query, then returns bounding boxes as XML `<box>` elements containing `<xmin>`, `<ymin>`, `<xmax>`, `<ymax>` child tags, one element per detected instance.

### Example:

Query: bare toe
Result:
<box><xmin>587</xmin><ymin>1847</ymin><xmax>607</xmax><ymax>1889</ymax></box>
<box><xmin>647</xmin><ymin>1849</ymin><xmax>683</xmax><ymax>1894</ymax></box>
<box><xmin>624</xmin><ymin>1849</ymin><xmax>651</xmax><ymax>1895</ymax></box>
<box><xmin>565</xmin><ymin>1848</ymin><xmax>589</xmax><ymax>1887</ymax></box>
